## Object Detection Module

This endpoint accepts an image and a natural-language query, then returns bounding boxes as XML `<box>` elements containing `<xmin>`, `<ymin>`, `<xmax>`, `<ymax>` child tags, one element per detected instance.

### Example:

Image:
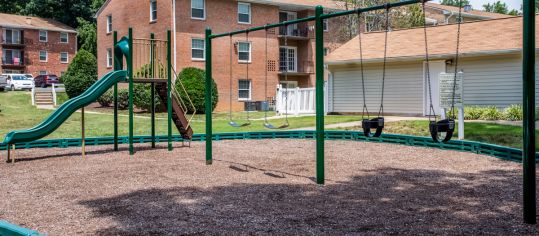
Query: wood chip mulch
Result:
<box><xmin>1</xmin><ymin>140</ymin><xmax>538</xmax><ymax>235</ymax></box>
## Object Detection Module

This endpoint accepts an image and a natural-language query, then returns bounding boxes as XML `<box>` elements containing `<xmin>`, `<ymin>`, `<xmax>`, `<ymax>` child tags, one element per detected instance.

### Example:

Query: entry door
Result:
<box><xmin>423</xmin><ymin>61</ymin><xmax>446</xmax><ymax>115</ymax></box>
<box><xmin>279</xmin><ymin>47</ymin><xmax>297</xmax><ymax>72</ymax></box>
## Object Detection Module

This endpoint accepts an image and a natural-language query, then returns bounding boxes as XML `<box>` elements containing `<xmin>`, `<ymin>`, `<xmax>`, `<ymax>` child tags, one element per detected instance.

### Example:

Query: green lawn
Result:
<box><xmin>340</xmin><ymin>120</ymin><xmax>538</xmax><ymax>150</ymax></box>
<box><xmin>0</xmin><ymin>91</ymin><xmax>358</xmax><ymax>141</ymax></box>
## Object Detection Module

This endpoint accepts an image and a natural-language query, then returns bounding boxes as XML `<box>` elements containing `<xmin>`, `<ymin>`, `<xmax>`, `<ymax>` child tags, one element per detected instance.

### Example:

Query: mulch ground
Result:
<box><xmin>1</xmin><ymin>140</ymin><xmax>538</xmax><ymax>235</ymax></box>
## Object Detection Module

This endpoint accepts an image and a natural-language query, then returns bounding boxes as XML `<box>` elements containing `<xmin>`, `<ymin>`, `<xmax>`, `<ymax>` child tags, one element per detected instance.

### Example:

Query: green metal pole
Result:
<box><xmin>128</xmin><ymin>28</ymin><xmax>134</xmax><ymax>155</ymax></box>
<box><xmin>113</xmin><ymin>31</ymin><xmax>119</xmax><ymax>151</ymax></box>
<box><xmin>315</xmin><ymin>6</ymin><xmax>325</xmax><ymax>185</ymax></box>
<box><xmin>150</xmin><ymin>33</ymin><xmax>156</xmax><ymax>149</ymax></box>
<box><xmin>167</xmin><ymin>30</ymin><xmax>173</xmax><ymax>151</ymax></box>
<box><xmin>205</xmin><ymin>27</ymin><xmax>213</xmax><ymax>165</ymax></box>
<box><xmin>522</xmin><ymin>0</ymin><xmax>536</xmax><ymax>225</ymax></box>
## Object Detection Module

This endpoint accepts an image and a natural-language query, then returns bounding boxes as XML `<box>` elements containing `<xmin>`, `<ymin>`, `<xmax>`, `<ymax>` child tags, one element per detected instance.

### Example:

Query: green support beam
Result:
<box><xmin>113</xmin><ymin>31</ymin><xmax>119</xmax><ymax>151</ymax></box>
<box><xmin>205</xmin><ymin>27</ymin><xmax>213</xmax><ymax>165</ymax></box>
<box><xmin>167</xmin><ymin>30</ymin><xmax>173</xmax><ymax>151</ymax></box>
<box><xmin>315</xmin><ymin>6</ymin><xmax>325</xmax><ymax>185</ymax></box>
<box><xmin>150</xmin><ymin>33</ymin><xmax>156</xmax><ymax>149</ymax></box>
<box><xmin>128</xmin><ymin>28</ymin><xmax>134</xmax><ymax>155</ymax></box>
<box><xmin>522</xmin><ymin>0</ymin><xmax>536</xmax><ymax>225</ymax></box>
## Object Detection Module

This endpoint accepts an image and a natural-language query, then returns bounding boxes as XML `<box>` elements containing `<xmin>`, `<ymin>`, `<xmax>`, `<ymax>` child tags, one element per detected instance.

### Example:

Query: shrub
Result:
<box><xmin>536</xmin><ymin>108</ymin><xmax>539</xmax><ymax>121</ymax></box>
<box><xmin>463</xmin><ymin>106</ymin><xmax>483</xmax><ymax>120</ymax></box>
<box><xmin>175</xmin><ymin>67</ymin><xmax>218</xmax><ymax>114</ymax></box>
<box><xmin>97</xmin><ymin>90</ymin><xmax>114</xmax><ymax>107</ymax></box>
<box><xmin>480</xmin><ymin>106</ymin><xmax>503</xmax><ymax>120</ymax></box>
<box><xmin>117</xmin><ymin>89</ymin><xmax>129</xmax><ymax>110</ymax></box>
<box><xmin>503</xmin><ymin>104</ymin><xmax>523</xmax><ymax>121</ymax></box>
<box><xmin>133</xmin><ymin>83</ymin><xmax>161</xmax><ymax>112</ymax></box>
<box><xmin>62</xmin><ymin>50</ymin><xmax>98</xmax><ymax>99</ymax></box>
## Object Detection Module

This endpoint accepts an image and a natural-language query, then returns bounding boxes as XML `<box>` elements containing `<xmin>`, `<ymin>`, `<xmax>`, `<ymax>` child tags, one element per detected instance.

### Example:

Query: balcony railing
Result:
<box><xmin>279</xmin><ymin>60</ymin><xmax>314</xmax><ymax>74</ymax></box>
<box><xmin>1</xmin><ymin>39</ymin><xmax>25</xmax><ymax>46</ymax></box>
<box><xmin>2</xmin><ymin>58</ymin><xmax>25</xmax><ymax>66</ymax></box>
<box><xmin>279</xmin><ymin>26</ymin><xmax>312</xmax><ymax>38</ymax></box>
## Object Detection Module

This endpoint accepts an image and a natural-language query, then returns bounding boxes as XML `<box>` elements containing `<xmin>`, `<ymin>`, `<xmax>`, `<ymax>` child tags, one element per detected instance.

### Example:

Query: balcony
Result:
<box><xmin>278</xmin><ymin>26</ymin><xmax>313</xmax><ymax>40</ymax></box>
<box><xmin>279</xmin><ymin>60</ymin><xmax>314</xmax><ymax>76</ymax></box>
<box><xmin>1</xmin><ymin>58</ymin><xmax>25</xmax><ymax>69</ymax></box>
<box><xmin>1</xmin><ymin>39</ymin><xmax>25</xmax><ymax>48</ymax></box>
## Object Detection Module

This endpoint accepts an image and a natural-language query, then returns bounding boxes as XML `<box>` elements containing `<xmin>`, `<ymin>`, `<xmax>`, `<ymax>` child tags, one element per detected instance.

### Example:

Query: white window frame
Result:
<box><xmin>107</xmin><ymin>15</ymin><xmax>112</xmax><ymax>33</ymax></box>
<box><xmin>238</xmin><ymin>79</ymin><xmax>252</xmax><ymax>101</ymax></box>
<box><xmin>238</xmin><ymin>2</ymin><xmax>251</xmax><ymax>24</ymax></box>
<box><xmin>237</xmin><ymin>41</ymin><xmax>251</xmax><ymax>63</ymax></box>
<box><xmin>39</xmin><ymin>71</ymin><xmax>47</xmax><ymax>75</ymax></box>
<box><xmin>191</xmin><ymin>0</ymin><xmax>205</xmax><ymax>20</ymax></box>
<box><xmin>39</xmin><ymin>50</ymin><xmax>48</xmax><ymax>62</ymax></box>
<box><xmin>191</xmin><ymin>38</ymin><xmax>205</xmax><ymax>61</ymax></box>
<box><xmin>279</xmin><ymin>46</ymin><xmax>297</xmax><ymax>72</ymax></box>
<box><xmin>60</xmin><ymin>52</ymin><xmax>68</xmax><ymax>63</ymax></box>
<box><xmin>60</xmin><ymin>32</ymin><xmax>68</xmax><ymax>43</ymax></box>
<box><xmin>280</xmin><ymin>81</ymin><xmax>298</xmax><ymax>89</ymax></box>
<box><xmin>150</xmin><ymin>0</ymin><xmax>157</xmax><ymax>22</ymax></box>
<box><xmin>39</xmin><ymin>30</ymin><xmax>48</xmax><ymax>42</ymax></box>
<box><xmin>3</xmin><ymin>29</ymin><xmax>21</xmax><ymax>44</ymax></box>
<box><xmin>107</xmin><ymin>48</ymin><xmax>113</xmax><ymax>68</ymax></box>
<box><xmin>323</xmin><ymin>19</ymin><xmax>329</xmax><ymax>32</ymax></box>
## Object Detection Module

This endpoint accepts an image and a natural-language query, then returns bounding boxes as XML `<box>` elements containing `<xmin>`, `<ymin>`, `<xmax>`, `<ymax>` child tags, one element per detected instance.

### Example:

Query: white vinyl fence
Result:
<box><xmin>275</xmin><ymin>84</ymin><xmax>327</xmax><ymax>115</ymax></box>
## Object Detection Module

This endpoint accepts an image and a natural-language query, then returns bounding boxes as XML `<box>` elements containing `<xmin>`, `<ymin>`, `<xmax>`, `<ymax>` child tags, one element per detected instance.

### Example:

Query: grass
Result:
<box><xmin>0</xmin><ymin>91</ymin><xmax>358</xmax><ymax>141</ymax></box>
<box><xmin>339</xmin><ymin>120</ymin><xmax>539</xmax><ymax>150</ymax></box>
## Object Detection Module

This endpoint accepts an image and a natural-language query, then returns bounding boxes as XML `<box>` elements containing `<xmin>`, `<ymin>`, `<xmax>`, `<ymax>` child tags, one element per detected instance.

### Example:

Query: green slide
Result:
<box><xmin>2</xmin><ymin>70</ymin><xmax>127</xmax><ymax>145</ymax></box>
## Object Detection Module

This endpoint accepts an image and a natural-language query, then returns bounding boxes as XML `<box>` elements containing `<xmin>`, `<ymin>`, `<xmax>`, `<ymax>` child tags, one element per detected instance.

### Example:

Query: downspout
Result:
<box><xmin>172</xmin><ymin>0</ymin><xmax>177</xmax><ymax>70</ymax></box>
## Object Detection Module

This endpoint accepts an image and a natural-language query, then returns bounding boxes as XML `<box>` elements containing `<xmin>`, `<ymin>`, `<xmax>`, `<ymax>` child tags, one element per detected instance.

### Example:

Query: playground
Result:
<box><xmin>1</xmin><ymin>140</ymin><xmax>537</xmax><ymax>234</ymax></box>
<box><xmin>1</xmin><ymin>0</ymin><xmax>539</xmax><ymax>234</ymax></box>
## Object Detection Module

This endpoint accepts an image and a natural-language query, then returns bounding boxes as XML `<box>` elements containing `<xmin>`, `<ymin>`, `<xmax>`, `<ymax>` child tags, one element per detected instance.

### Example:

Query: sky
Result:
<box><xmin>433</xmin><ymin>0</ymin><xmax>522</xmax><ymax>11</ymax></box>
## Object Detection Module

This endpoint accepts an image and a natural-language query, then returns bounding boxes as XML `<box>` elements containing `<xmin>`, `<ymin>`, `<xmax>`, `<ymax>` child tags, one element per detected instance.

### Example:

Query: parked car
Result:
<box><xmin>4</xmin><ymin>74</ymin><xmax>34</xmax><ymax>91</ymax></box>
<box><xmin>34</xmin><ymin>74</ymin><xmax>60</xmax><ymax>88</ymax></box>
<box><xmin>24</xmin><ymin>74</ymin><xmax>34</xmax><ymax>81</ymax></box>
<box><xmin>0</xmin><ymin>75</ymin><xmax>7</xmax><ymax>91</ymax></box>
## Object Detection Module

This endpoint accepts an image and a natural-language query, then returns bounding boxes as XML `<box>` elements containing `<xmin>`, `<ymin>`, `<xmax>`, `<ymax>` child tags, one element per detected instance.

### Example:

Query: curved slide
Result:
<box><xmin>2</xmin><ymin>70</ymin><xmax>128</xmax><ymax>145</ymax></box>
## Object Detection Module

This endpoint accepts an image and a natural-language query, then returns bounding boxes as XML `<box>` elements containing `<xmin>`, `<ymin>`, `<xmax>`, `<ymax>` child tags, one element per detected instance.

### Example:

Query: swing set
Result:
<box><xmin>204</xmin><ymin>0</ymin><xmax>538</xmax><ymax>224</ymax></box>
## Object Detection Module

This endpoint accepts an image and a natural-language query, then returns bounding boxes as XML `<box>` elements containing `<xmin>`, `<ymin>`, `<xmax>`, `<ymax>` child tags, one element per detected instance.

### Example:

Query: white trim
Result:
<box><xmin>238</xmin><ymin>79</ymin><xmax>252</xmax><ymax>101</ymax></box>
<box><xmin>191</xmin><ymin>0</ymin><xmax>206</xmax><ymax>20</ymax></box>
<box><xmin>323</xmin><ymin>18</ymin><xmax>329</xmax><ymax>32</ymax></box>
<box><xmin>39</xmin><ymin>50</ymin><xmax>48</xmax><ymax>62</ymax></box>
<box><xmin>106</xmin><ymin>15</ymin><xmax>112</xmax><ymax>33</ymax></box>
<box><xmin>60</xmin><ymin>32</ymin><xmax>69</xmax><ymax>43</ymax></box>
<box><xmin>191</xmin><ymin>38</ymin><xmax>205</xmax><ymax>61</ymax></box>
<box><xmin>150</xmin><ymin>0</ymin><xmax>158</xmax><ymax>22</ymax></box>
<box><xmin>237</xmin><ymin>41</ymin><xmax>252</xmax><ymax>63</ymax></box>
<box><xmin>238</xmin><ymin>2</ymin><xmax>251</xmax><ymax>24</ymax></box>
<box><xmin>106</xmin><ymin>48</ymin><xmax>113</xmax><ymax>68</ymax></box>
<box><xmin>60</xmin><ymin>52</ymin><xmax>69</xmax><ymax>63</ymax></box>
<box><xmin>39</xmin><ymin>30</ymin><xmax>48</xmax><ymax>42</ymax></box>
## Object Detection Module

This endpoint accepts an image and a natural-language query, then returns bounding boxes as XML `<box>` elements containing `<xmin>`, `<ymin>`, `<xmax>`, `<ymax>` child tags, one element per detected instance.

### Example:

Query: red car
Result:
<box><xmin>34</xmin><ymin>74</ymin><xmax>60</xmax><ymax>88</ymax></box>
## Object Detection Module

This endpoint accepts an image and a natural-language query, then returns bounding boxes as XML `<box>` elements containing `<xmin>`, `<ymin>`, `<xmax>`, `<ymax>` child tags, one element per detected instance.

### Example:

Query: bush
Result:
<box><xmin>503</xmin><ymin>104</ymin><xmax>523</xmax><ymax>121</ymax></box>
<box><xmin>175</xmin><ymin>67</ymin><xmax>218</xmax><ymax>114</ymax></box>
<box><xmin>463</xmin><ymin>106</ymin><xmax>483</xmax><ymax>120</ymax></box>
<box><xmin>480</xmin><ymin>106</ymin><xmax>503</xmax><ymax>120</ymax></box>
<box><xmin>117</xmin><ymin>89</ymin><xmax>129</xmax><ymax>110</ymax></box>
<box><xmin>133</xmin><ymin>83</ymin><xmax>161</xmax><ymax>112</ymax></box>
<box><xmin>97</xmin><ymin>90</ymin><xmax>114</xmax><ymax>107</ymax></box>
<box><xmin>62</xmin><ymin>50</ymin><xmax>98</xmax><ymax>99</ymax></box>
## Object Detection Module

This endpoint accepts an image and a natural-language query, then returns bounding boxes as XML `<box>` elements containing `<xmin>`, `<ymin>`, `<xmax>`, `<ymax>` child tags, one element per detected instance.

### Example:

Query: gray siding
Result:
<box><xmin>331</xmin><ymin>61</ymin><xmax>423</xmax><ymax>114</ymax></box>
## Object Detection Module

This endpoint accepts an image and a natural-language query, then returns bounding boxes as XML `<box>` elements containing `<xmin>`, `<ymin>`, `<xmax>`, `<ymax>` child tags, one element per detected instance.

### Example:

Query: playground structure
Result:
<box><xmin>0</xmin><ymin>0</ymin><xmax>537</xmax><ymax>231</ymax></box>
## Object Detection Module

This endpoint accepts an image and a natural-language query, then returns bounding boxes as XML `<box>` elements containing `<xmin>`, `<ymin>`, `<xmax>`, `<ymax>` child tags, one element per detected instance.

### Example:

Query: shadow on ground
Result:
<box><xmin>80</xmin><ymin>167</ymin><xmax>538</xmax><ymax>234</ymax></box>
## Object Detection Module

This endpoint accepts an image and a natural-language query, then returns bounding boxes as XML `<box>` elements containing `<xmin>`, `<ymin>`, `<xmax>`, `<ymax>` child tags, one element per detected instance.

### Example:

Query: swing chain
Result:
<box><xmin>450</xmin><ymin>0</ymin><xmax>463</xmax><ymax>120</ymax></box>
<box><xmin>422</xmin><ymin>1</ymin><xmax>436</xmax><ymax>122</ymax></box>
<box><xmin>378</xmin><ymin>5</ymin><xmax>390</xmax><ymax>117</ymax></box>
<box><xmin>357</xmin><ymin>12</ymin><xmax>369</xmax><ymax>120</ymax></box>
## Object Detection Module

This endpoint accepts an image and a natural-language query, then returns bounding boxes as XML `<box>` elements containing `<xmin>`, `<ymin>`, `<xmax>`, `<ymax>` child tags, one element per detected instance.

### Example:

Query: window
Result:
<box><xmin>324</xmin><ymin>48</ymin><xmax>329</xmax><ymax>56</ymax></box>
<box><xmin>238</xmin><ymin>79</ymin><xmax>251</xmax><ymax>100</ymax></box>
<box><xmin>39</xmin><ymin>71</ymin><xmax>47</xmax><ymax>75</ymax></box>
<box><xmin>2</xmin><ymin>49</ymin><xmax>22</xmax><ymax>65</ymax></box>
<box><xmin>60</xmin><ymin>52</ymin><xmax>68</xmax><ymax>63</ymax></box>
<box><xmin>238</xmin><ymin>42</ymin><xmax>251</xmax><ymax>63</ymax></box>
<box><xmin>150</xmin><ymin>0</ymin><xmax>157</xmax><ymax>22</ymax></box>
<box><xmin>191</xmin><ymin>0</ymin><xmax>205</xmax><ymax>19</ymax></box>
<box><xmin>279</xmin><ymin>11</ymin><xmax>298</xmax><ymax>36</ymax></box>
<box><xmin>107</xmin><ymin>48</ymin><xmax>113</xmax><ymax>68</ymax></box>
<box><xmin>61</xmin><ymin>71</ymin><xmax>65</xmax><ymax>77</ymax></box>
<box><xmin>39</xmin><ymin>30</ymin><xmax>47</xmax><ymax>42</ymax></box>
<box><xmin>279</xmin><ymin>46</ymin><xmax>297</xmax><ymax>72</ymax></box>
<box><xmin>107</xmin><ymin>15</ymin><xmax>112</xmax><ymax>33</ymax></box>
<box><xmin>3</xmin><ymin>29</ymin><xmax>21</xmax><ymax>44</ymax></box>
<box><xmin>191</xmin><ymin>38</ymin><xmax>205</xmax><ymax>60</ymax></box>
<box><xmin>323</xmin><ymin>19</ymin><xmax>329</xmax><ymax>32</ymax></box>
<box><xmin>39</xmin><ymin>50</ymin><xmax>47</xmax><ymax>62</ymax></box>
<box><xmin>60</xmin><ymin>32</ymin><xmax>68</xmax><ymax>43</ymax></box>
<box><xmin>238</xmin><ymin>2</ymin><xmax>251</xmax><ymax>24</ymax></box>
<box><xmin>280</xmin><ymin>81</ymin><xmax>298</xmax><ymax>89</ymax></box>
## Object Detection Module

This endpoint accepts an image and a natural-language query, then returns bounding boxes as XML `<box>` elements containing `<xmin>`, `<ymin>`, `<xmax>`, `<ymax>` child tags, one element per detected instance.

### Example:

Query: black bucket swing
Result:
<box><xmin>264</xmin><ymin>26</ymin><xmax>289</xmax><ymax>129</ymax></box>
<box><xmin>422</xmin><ymin>1</ymin><xmax>461</xmax><ymax>142</ymax></box>
<box><xmin>357</xmin><ymin>7</ymin><xmax>391</xmax><ymax>138</ymax></box>
<box><xmin>228</xmin><ymin>33</ymin><xmax>251</xmax><ymax>128</ymax></box>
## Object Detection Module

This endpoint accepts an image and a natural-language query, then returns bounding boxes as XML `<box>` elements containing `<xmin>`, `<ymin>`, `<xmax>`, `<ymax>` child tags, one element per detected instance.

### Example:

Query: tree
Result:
<box><xmin>62</xmin><ymin>50</ymin><xmax>98</xmax><ymax>99</ymax></box>
<box><xmin>20</xmin><ymin>0</ymin><xmax>93</xmax><ymax>28</ymax></box>
<box><xmin>0</xmin><ymin>0</ymin><xmax>28</xmax><ymax>14</ymax></box>
<box><xmin>440</xmin><ymin>0</ymin><xmax>470</xmax><ymax>7</ymax></box>
<box><xmin>77</xmin><ymin>18</ymin><xmax>98</xmax><ymax>56</ymax></box>
<box><xmin>483</xmin><ymin>1</ymin><xmax>510</xmax><ymax>14</ymax></box>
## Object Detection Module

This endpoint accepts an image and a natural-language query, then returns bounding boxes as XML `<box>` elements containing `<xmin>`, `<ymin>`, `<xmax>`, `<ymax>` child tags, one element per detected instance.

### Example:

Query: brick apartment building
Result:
<box><xmin>96</xmin><ymin>0</ymin><xmax>346</xmax><ymax>111</ymax></box>
<box><xmin>0</xmin><ymin>13</ymin><xmax>77</xmax><ymax>77</ymax></box>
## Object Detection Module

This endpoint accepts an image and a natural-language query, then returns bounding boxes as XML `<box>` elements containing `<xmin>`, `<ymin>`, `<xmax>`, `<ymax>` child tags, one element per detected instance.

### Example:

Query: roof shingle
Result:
<box><xmin>0</xmin><ymin>13</ymin><xmax>76</xmax><ymax>33</ymax></box>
